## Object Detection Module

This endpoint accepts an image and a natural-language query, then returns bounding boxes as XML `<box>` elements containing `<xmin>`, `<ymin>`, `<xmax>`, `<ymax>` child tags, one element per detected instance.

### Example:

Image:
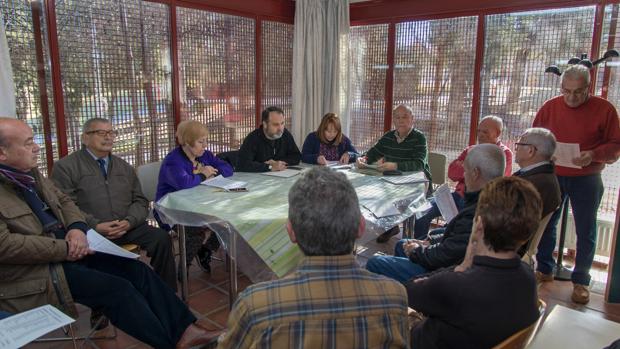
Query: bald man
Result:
<box><xmin>412</xmin><ymin>116</ymin><xmax>513</xmax><ymax>239</ymax></box>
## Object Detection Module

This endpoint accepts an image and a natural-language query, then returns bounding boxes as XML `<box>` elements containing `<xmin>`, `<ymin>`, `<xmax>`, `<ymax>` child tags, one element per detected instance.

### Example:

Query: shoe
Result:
<box><xmin>196</xmin><ymin>245</ymin><xmax>212</xmax><ymax>273</ymax></box>
<box><xmin>376</xmin><ymin>226</ymin><xmax>400</xmax><ymax>243</ymax></box>
<box><xmin>90</xmin><ymin>309</ymin><xmax>109</xmax><ymax>331</ymax></box>
<box><xmin>535</xmin><ymin>271</ymin><xmax>554</xmax><ymax>283</ymax></box>
<box><xmin>176</xmin><ymin>323</ymin><xmax>223</xmax><ymax>349</ymax></box>
<box><xmin>572</xmin><ymin>284</ymin><xmax>590</xmax><ymax>304</ymax></box>
<box><xmin>205</xmin><ymin>233</ymin><xmax>220</xmax><ymax>251</ymax></box>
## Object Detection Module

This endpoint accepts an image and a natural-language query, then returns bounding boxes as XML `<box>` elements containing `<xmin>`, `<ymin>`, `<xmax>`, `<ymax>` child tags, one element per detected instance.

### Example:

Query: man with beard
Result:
<box><xmin>237</xmin><ymin>106</ymin><xmax>301</xmax><ymax>172</ymax></box>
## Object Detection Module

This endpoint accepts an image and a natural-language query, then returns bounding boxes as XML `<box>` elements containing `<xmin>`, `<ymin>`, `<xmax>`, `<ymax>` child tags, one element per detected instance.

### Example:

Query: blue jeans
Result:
<box><xmin>0</xmin><ymin>311</ymin><xmax>11</xmax><ymax>319</ymax></box>
<box><xmin>413</xmin><ymin>192</ymin><xmax>464</xmax><ymax>239</ymax></box>
<box><xmin>366</xmin><ymin>239</ymin><xmax>427</xmax><ymax>283</ymax></box>
<box><xmin>536</xmin><ymin>174</ymin><xmax>604</xmax><ymax>285</ymax></box>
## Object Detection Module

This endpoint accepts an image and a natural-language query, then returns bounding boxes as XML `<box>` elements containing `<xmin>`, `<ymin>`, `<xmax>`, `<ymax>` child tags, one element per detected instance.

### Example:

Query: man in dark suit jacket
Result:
<box><xmin>514</xmin><ymin>127</ymin><xmax>562</xmax><ymax>218</ymax></box>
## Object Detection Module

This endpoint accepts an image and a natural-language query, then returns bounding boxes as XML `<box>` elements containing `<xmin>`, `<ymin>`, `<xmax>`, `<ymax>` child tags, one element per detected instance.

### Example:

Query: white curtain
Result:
<box><xmin>291</xmin><ymin>0</ymin><xmax>350</xmax><ymax>146</ymax></box>
<box><xmin>0</xmin><ymin>16</ymin><xmax>16</xmax><ymax>117</ymax></box>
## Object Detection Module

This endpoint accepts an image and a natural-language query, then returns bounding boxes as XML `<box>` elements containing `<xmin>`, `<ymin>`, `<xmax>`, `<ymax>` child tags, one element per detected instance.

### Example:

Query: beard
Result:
<box><xmin>265</xmin><ymin>131</ymin><xmax>283</xmax><ymax>140</ymax></box>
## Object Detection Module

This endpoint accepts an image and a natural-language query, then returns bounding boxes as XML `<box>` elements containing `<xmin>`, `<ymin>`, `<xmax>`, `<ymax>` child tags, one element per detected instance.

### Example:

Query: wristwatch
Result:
<box><xmin>268</xmin><ymin>165</ymin><xmax>273</xmax><ymax>170</ymax></box>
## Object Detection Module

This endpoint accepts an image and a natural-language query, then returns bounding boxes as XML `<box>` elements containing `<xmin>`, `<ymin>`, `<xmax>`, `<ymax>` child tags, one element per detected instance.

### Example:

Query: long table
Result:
<box><xmin>155</xmin><ymin>167</ymin><xmax>428</xmax><ymax>302</ymax></box>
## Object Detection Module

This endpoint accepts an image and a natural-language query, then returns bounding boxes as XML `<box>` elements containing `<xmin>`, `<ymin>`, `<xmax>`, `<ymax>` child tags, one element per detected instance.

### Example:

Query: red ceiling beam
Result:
<box><xmin>351</xmin><ymin>0</ymin><xmax>615</xmax><ymax>24</ymax></box>
<box><xmin>145</xmin><ymin>0</ymin><xmax>294</xmax><ymax>21</ymax></box>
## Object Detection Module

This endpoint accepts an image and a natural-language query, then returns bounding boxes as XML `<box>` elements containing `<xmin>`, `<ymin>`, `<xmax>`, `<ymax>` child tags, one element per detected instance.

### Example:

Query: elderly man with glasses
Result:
<box><xmin>533</xmin><ymin>64</ymin><xmax>620</xmax><ymax>304</ymax></box>
<box><xmin>51</xmin><ymin>118</ymin><xmax>176</xmax><ymax>292</ymax></box>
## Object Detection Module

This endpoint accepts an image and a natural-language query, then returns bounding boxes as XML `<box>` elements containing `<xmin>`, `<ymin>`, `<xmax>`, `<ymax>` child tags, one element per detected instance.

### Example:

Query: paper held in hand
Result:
<box><xmin>0</xmin><ymin>305</ymin><xmax>74</xmax><ymax>349</ymax></box>
<box><xmin>434</xmin><ymin>183</ymin><xmax>459</xmax><ymax>223</ymax></box>
<box><xmin>201</xmin><ymin>175</ymin><xmax>248</xmax><ymax>191</ymax></box>
<box><xmin>86</xmin><ymin>229</ymin><xmax>140</xmax><ymax>259</ymax></box>
<box><xmin>553</xmin><ymin>142</ymin><xmax>582</xmax><ymax>169</ymax></box>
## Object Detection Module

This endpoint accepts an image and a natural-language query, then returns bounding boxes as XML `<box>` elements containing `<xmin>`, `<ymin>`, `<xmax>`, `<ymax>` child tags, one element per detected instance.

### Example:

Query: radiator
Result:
<box><xmin>559</xmin><ymin>213</ymin><xmax>616</xmax><ymax>258</ymax></box>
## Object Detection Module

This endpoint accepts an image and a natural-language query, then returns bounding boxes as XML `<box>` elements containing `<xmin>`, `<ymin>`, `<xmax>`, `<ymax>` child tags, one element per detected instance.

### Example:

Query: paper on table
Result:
<box><xmin>0</xmin><ymin>305</ymin><xmax>74</xmax><ymax>349</ymax></box>
<box><xmin>261</xmin><ymin>169</ymin><xmax>300</xmax><ymax>178</ymax></box>
<box><xmin>86</xmin><ymin>229</ymin><xmax>140</xmax><ymax>259</ymax></box>
<box><xmin>434</xmin><ymin>183</ymin><xmax>458</xmax><ymax>223</ymax></box>
<box><xmin>361</xmin><ymin>199</ymin><xmax>400</xmax><ymax>218</ymax></box>
<box><xmin>382</xmin><ymin>171</ymin><xmax>427</xmax><ymax>185</ymax></box>
<box><xmin>553</xmin><ymin>142</ymin><xmax>582</xmax><ymax>169</ymax></box>
<box><xmin>201</xmin><ymin>175</ymin><xmax>247</xmax><ymax>191</ymax></box>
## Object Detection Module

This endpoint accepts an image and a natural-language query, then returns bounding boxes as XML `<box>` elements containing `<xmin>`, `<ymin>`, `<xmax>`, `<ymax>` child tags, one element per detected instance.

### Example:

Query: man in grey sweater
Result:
<box><xmin>51</xmin><ymin>118</ymin><xmax>176</xmax><ymax>291</ymax></box>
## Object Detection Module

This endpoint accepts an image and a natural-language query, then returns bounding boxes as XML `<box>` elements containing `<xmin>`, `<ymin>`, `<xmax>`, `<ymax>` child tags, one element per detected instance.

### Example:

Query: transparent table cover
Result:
<box><xmin>155</xmin><ymin>168</ymin><xmax>428</xmax><ymax>283</ymax></box>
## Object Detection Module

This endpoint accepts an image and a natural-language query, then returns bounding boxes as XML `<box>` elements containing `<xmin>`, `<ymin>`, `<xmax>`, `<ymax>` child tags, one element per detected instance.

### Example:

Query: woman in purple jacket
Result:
<box><xmin>301</xmin><ymin>113</ymin><xmax>358</xmax><ymax>165</ymax></box>
<box><xmin>156</xmin><ymin>120</ymin><xmax>233</xmax><ymax>275</ymax></box>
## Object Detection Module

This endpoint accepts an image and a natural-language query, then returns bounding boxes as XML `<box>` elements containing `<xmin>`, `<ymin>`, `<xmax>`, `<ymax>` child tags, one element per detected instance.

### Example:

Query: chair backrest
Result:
<box><xmin>428</xmin><ymin>152</ymin><xmax>447</xmax><ymax>186</ymax></box>
<box><xmin>217</xmin><ymin>150</ymin><xmax>239</xmax><ymax>170</ymax></box>
<box><xmin>136</xmin><ymin>161</ymin><xmax>162</xmax><ymax>202</ymax></box>
<box><xmin>522</xmin><ymin>211</ymin><xmax>555</xmax><ymax>268</ymax></box>
<box><xmin>492</xmin><ymin>300</ymin><xmax>546</xmax><ymax>349</ymax></box>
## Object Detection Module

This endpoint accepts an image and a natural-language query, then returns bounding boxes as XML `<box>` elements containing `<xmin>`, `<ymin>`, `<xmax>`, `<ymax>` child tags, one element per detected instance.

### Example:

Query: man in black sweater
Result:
<box><xmin>237</xmin><ymin>106</ymin><xmax>301</xmax><ymax>172</ymax></box>
<box><xmin>406</xmin><ymin>176</ymin><xmax>541</xmax><ymax>349</ymax></box>
<box><xmin>366</xmin><ymin>144</ymin><xmax>505</xmax><ymax>283</ymax></box>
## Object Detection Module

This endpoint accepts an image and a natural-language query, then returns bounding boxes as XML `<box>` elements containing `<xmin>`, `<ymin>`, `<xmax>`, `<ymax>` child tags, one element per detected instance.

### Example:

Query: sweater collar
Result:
<box><xmin>473</xmin><ymin>255</ymin><xmax>522</xmax><ymax>269</ymax></box>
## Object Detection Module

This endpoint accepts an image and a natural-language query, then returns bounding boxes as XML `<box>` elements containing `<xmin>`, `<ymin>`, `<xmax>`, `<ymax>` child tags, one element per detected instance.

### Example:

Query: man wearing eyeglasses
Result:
<box><xmin>51</xmin><ymin>118</ymin><xmax>176</xmax><ymax>292</ymax></box>
<box><xmin>533</xmin><ymin>64</ymin><xmax>620</xmax><ymax>304</ymax></box>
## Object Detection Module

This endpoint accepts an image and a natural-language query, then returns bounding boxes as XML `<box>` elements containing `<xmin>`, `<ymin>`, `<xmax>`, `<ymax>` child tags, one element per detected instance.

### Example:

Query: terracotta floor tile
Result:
<box><xmin>187</xmin><ymin>287</ymin><xmax>229</xmax><ymax>315</ymax></box>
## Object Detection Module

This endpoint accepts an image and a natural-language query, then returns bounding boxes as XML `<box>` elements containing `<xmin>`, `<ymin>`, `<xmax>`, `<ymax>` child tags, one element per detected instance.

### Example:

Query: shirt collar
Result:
<box><xmin>394</xmin><ymin>127</ymin><xmax>413</xmax><ymax>143</ymax></box>
<box><xmin>518</xmin><ymin>161</ymin><xmax>551</xmax><ymax>173</ymax></box>
<box><xmin>297</xmin><ymin>254</ymin><xmax>359</xmax><ymax>273</ymax></box>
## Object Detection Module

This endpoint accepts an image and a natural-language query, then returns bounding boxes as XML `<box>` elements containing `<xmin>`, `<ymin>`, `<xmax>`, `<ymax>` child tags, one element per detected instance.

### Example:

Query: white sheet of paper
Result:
<box><xmin>201</xmin><ymin>175</ymin><xmax>247</xmax><ymax>191</ymax></box>
<box><xmin>553</xmin><ymin>142</ymin><xmax>582</xmax><ymax>169</ymax></box>
<box><xmin>261</xmin><ymin>169</ymin><xmax>300</xmax><ymax>178</ymax></box>
<box><xmin>361</xmin><ymin>199</ymin><xmax>400</xmax><ymax>218</ymax></box>
<box><xmin>325</xmin><ymin>161</ymin><xmax>340</xmax><ymax>166</ymax></box>
<box><xmin>381</xmin><ymin>171</ymin><xmax>428</xmax><ymax>185</ymax></box>
<box><xmin>0</xmin><ymin>305</ymin><xmax>74</xmax><ymax>349</ymax></box>
<box><xmin>434</xmin><ymin>183</ymin><xmax>458</xmax><ymax>223</ymax></box>
<box><xmin>86</xmin><ymin>229</ymin><xmax>140</xmax><ymax>259</ymax></box>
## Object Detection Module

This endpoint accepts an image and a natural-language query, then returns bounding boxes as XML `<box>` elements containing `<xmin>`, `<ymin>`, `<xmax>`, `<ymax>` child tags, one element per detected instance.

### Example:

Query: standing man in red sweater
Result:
<box><xmin>533</xmin><ymin>64</ymin><xmax>620</xmax><ymax>304</ymax></box>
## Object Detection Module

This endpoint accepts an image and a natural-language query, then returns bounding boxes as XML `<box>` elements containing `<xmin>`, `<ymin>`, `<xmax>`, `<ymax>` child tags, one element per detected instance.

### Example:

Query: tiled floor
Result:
<box><xmin>25</xmin><ymin>232</ymin><xmax>620</xmax><ymax>348</ymax></box>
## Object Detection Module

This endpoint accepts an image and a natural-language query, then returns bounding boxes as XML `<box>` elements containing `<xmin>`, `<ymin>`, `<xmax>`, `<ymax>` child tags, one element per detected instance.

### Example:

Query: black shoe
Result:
<box><xmin>90</xmin><ymin>309</ymin><xmax>109</xmax><ymax>331</ymax></box>
<box><xmin>196</xmin><ymin>245</ymin><xmax>212</xmax><ymax>273</ymax></box>
<box><xmin>376</xmin><ymin>226</ymin><xmax>400</xmax><ymax>243</ymax></box>
<box><xmin>205</xmin><ymin>233</ymin><xmax>220</xmax><ymax>251</ymax></box>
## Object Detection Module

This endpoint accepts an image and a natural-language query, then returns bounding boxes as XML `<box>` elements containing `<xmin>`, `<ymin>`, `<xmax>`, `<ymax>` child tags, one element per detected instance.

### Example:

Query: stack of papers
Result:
<box><xmin>434</xmin><ymin>184</ymin><xmax>458</xmax><ymax>222</ymax></box>
<box><xmin>261</xmin><ymin>169</ymin><xmax>300</xmax><ymax>178</ymax></box>
<box><xmin>0</xmin><ymin>305</ymin><xmax>74</xmax><ymax>349</ymax></box>
<box><xmin>201</xmin><ymin>175</ymin><xmax>248</xmax><ymax>191</ymax></box>
<box><xmin>381</xmin><ymin>172</ymin><xmax>428</xmax><ymax>184</ymax></box>
<box><xmin>86</xmin><ymin>230</ymin><xmax>140</xmax><ymax>259</ymax></box>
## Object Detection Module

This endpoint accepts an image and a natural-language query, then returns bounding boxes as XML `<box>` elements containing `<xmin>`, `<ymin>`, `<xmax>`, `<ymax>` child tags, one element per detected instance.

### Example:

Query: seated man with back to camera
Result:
<box><xmin>412</xmin><ymin>115</ymin><xmax>513</xmax><ymax>239</ymax></box>
<box><xmin>406</xmin><ymin>177</ymin><xmax>541</xmax><ymax>349</ymax></box>
<box><xmin>366</xmin><ymin>144</ymin><xmax>505</xmax><ymax>283</ymax></box>
<box><xmin>357</xmin><ymin>104</ymin><xmax>432</xmax><ymax>243</ymax></box>
<box><xmin>0</xmin><ymin>117</ymin><xmax>221</xmax><ymax>349</ymax></box>
<box><xmin>51</xmin><ymin>118</ymin><xmax>176</xmax><ymax>291</ymax></box>
<box><xmin>237</xmin><ymin>106</ymin><xmax>301</xmax><ymax>172</ymax></box>
<box><xmin>217</xmin><ymin>167</ymin><xmax>410</xmax><ymax>349</ymax></box>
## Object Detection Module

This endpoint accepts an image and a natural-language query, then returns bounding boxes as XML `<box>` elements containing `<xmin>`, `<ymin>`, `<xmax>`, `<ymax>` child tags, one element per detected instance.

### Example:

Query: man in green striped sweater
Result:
<box><xmin>357</xmin><ymin>104</ymin><xmax>431</xmax><ymax>242</ymax></box>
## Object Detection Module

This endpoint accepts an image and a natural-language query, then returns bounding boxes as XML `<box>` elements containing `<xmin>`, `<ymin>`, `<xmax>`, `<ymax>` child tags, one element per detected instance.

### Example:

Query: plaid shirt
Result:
<box><xmin>217</xmin><ymin>255</ymin><xmax>410</xmax><ymax>349</ymax></box>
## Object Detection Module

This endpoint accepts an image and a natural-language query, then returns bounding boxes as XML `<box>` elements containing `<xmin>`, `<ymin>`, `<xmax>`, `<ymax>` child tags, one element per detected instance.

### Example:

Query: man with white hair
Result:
<box><xmin>366</xmin><ymin>144</ymin><xmax>505</xmax><ymax>283</ymax></box>
<box><xmin>533</xmin><ymin>64</ymin><xmax>620</xmax><ymax>304</ymax></box>
<box><xmin>413</xmin><ymin>115</ymin><xmax>513</xmax><ymax>238</ymax></box>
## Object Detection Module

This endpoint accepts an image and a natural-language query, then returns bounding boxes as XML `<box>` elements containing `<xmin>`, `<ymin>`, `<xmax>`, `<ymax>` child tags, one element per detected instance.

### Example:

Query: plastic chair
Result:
<box><xmin>521</xmin><ymin>211</ymin><xmax>555</xmax><ymax>269</ymax></box>
<box><xmin>428</xmin><ymin>152</ymin><xmax>447</xmax><ymax>188</ymax></box>
<box><xmin>136</xmin><ymin>161</ymin><xmax>162</xmax><ymax>203</ymax></box>
<box><xmin>492</xmin><ymin>299</ymin><xmax>546</xmax><ymax>349</ymax></box>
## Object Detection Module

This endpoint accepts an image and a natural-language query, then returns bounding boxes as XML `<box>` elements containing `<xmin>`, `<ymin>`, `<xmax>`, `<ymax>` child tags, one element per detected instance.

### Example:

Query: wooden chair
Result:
<box><xmin>521</xmin><ymin>211</ymin><xmax>555</xmax><ymax>269</ymax></box>
<box><xmin>492</xmin><ymin>299</ymin><xmax>546</xmax><ymax>349</ymax></box>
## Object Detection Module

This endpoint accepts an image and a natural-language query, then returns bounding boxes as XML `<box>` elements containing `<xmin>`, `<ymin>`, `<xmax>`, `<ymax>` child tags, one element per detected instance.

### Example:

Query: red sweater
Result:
<box><xmin>447</xmin><ymin>141</ymin><xmax>513</xmax><ymax>197</ymax></box>
<box><xmin>533</xmin><ymin>96</ymin><xmax>620</xmax><ymax>176</ymax></box>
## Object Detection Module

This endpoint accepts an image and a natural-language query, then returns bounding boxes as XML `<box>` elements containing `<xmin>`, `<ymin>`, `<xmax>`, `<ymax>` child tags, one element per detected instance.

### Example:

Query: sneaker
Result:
<box><xmin>572</xmin><ymin>284</ymin><xmax>590</xmax><ymax>304</ymax></box>
<box><xmin>535</xmin><ymin>271</ymin><xmax>554</xmax><ymax>283</ymax></box>
<box><xmin>376</xmin><ymin>226</ymin><xmax>400</xmax><ymax>243</ymax></box>
<box><xmin>90</xmin><ymin>309</ymin><xmax>109</xmax><ymax>331</ymax></box>
<box><xmin>196</xmin><ymin>245</ymin><xmax>212</xmax><ymax>273</ymax></box>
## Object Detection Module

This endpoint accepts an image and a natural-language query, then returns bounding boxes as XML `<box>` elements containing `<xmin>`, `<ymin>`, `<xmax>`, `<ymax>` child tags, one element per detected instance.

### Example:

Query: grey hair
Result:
<box><xmin>480</xmin><ymin>115</ymin><xmax>504</xmax><ymax>133</ymax></box>
<box><xmin>82</xmin><ymin>117</ymin><xmax>110</xmax><ymax>133</ymax></box>
<box><xmin>288</xmin><ymin>167</ymin><xmax>361</xmax><ymax>256</ymax></box>
<box><xmin>521</xmin><ymin>127</ymin><xmax>557</xmax><ymax>160</ymax></box>
<box><xmin>393</xmin><ymin>104</ymin><xmax>414</xmax><ymax>116</ymax></box>
<box><xmin>562</xmin><ymin>64</ymin><xmax>591</xmax><ymax>85</ymax></box>
<box><xmin>464</xmin><ymin>143</ymin><xmax>505</xmax><ymax>182</ymax></box>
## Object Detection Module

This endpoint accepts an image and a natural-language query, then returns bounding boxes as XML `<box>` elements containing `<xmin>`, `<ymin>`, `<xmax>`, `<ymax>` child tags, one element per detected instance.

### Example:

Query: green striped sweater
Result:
<box><xmin>365</xmin><ymin>129</ymin><xmax>431</xmax><ymax>181</ymax></box>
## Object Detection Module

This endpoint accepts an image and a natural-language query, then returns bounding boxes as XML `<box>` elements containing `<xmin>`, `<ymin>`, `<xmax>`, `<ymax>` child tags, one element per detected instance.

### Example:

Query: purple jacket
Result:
<box><xmin>156</xmin><ymin>146</ymin><xmax>233</xmax><ymax>201</ymax></box>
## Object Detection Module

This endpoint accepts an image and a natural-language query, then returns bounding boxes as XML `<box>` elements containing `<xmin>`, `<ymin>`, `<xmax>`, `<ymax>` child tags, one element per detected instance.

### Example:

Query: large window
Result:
<box><xmin>349</xmin><ymin>24</ymin><xmax>389</xmax><ymax>152</ymax></box>
<box><xmin>394</xmin><ymin>16</ymin><xmax>478</xmax><ymax>161</ymax></box>
<box><xmin>177</xmin><ymin>7</ymin><xmax>255</xmax><ymax>153</ymax></box>
<box><xmin>262</xmin><ymin>20</ymin><xmax>293</xmax><ymax>125</ymax></box>
<box><xmin>55</xmin><ymin>0</ymin><xmax>175</xmax><ymax>167</ymax></box>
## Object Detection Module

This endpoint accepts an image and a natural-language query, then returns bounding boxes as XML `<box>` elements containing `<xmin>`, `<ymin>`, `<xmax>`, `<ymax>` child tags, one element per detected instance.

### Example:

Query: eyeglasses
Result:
<box><xmin>515</xmin><ymin>142</ymin><xmax>537</xmax><ymax>151</ymax></box>
<box><xmin>86</xmin><ymin>130</ymin><xmax>118</xmax><ymax>137</ymax></box>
